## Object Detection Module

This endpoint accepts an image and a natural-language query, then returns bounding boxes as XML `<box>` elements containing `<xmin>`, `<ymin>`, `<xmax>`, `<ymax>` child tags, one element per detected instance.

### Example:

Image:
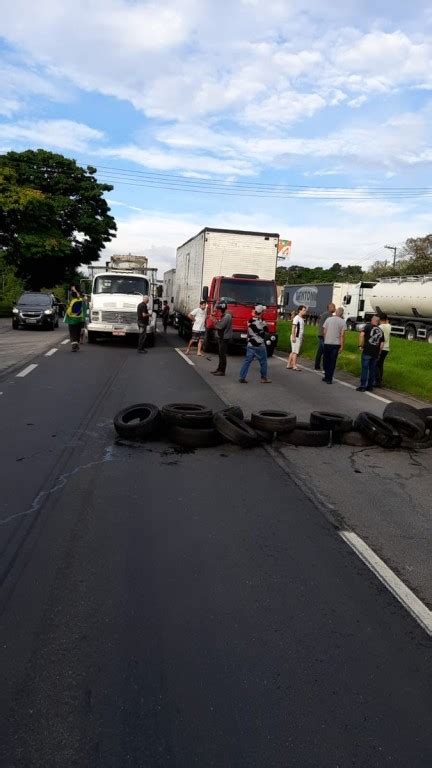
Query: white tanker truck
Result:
<box><xmin>370</xmin><ymin>275</ymin><xmax>432</xmax><ymax>343</ymax></box>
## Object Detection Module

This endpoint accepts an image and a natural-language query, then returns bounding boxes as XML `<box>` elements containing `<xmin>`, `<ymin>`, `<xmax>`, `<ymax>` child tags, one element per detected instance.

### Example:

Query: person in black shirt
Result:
<box><xmin>137</xmin><ymin>295</ymin><xmax>150</xmax><ymax>353</ymax></box>
<box><xmin>161</xmin><ymin>300</ymin><xmax>170</xmax><ymax>333</ymax></box>
<box><xmin>356</xmin><ymin>315</ymin><xmax>384</xmax><ymax>391</ymax></box>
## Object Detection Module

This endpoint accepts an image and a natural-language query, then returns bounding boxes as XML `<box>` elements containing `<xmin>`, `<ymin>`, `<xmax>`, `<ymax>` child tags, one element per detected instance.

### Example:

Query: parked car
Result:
<box><xmin>12</xmin><ymin>292</ymin><xmax>59</xmax><ymax>330</ymax></box>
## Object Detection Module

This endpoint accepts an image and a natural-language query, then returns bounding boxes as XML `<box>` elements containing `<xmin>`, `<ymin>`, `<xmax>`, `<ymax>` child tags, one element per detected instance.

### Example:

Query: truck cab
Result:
<box><xmin>204</xmin><ymin>274</ymin><xmax>278</xmax><ymax>355</ymax></box>
<box><xmin>87</xmin><ymin>268</ymin><xmax>159</xmax><ymax>344</ymax></box>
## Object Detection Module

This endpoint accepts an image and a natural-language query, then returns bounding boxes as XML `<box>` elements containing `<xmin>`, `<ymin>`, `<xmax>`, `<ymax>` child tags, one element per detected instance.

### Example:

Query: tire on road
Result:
<box><xmin>338</xmin><ymin>430</ymin><xmax>374</xmax><ymax>447</ymax></box>
<box><xmin>355</xmin><ymin>412</ymin><xmax>401</xmax><ymax>449</ymax></box>
<box><xmin>161</xmin><ymin>403</ymin><xmax>213</xmax><ymax>428</ymax></box>
<box><xmin>245</xmin><ymin>419</ymin><xmax>274</xmax><ymax>444</ymax></box>
<box><xmin>418</xmin><ymin>407</ymin><xmax>432</xmax><ymax>421</ymax></box>
<box><xmin>382</xmin><ymin>402</ymin><xmax>425</xmax><ymax>440</ymax></box>
<box><xmin>217</xmin><ymin>405</ymin><xmax>244</xmax><ymax>421</ymax></box>
<box><xmin>279</xmin><ymin>422</ymin><xmax>330</xmax><ymax>447</ymax></box>
<box><xmin>310</xmin><ymin>411</ymin><xmax>353</xmax><ymax>433</ymax></box>
<box><xmin>169</xmin><ymin>425</ymin><xmax>222</xmax><ymax>449</ymax></box>
<box><xmin>251</xmin><ymin>410</ymin><xmax>296</xmax><ymax>433</ymax></box>
<box><xmin>114</xmin><ymin>403</ymin><xmax>161</xmax><ymax>440</ymax></box>
<box><xmin>213</xmin><ymin>411</ymin><xmax>259</xmax><ymax>448</ymax></box>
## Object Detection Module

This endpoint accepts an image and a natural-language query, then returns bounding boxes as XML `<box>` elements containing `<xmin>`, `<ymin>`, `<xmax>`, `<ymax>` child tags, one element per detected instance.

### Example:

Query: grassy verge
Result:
<box><xmin>277</xmin><ymin>320</ymin><xmax>432</xmax><ymax>402</ymax></box>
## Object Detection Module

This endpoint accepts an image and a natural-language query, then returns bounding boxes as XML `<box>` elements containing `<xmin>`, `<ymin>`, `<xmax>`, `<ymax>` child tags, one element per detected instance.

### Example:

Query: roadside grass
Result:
<box><xmin>277</xmin><ymin>320</ymin><xmax>432</xmax><ymax>402</ymax></box>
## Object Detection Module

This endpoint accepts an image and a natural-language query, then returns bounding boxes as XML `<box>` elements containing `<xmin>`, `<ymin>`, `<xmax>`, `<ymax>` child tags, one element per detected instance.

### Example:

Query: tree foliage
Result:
<box><xmin>276</xmin><ymin>262</ymin><xmax>364</xmax><ymax>285</ymax></box>
<box><xmin>365</xmin><ymin>234</ymin><xmax>432</xmax><ymax>279</ymax></box>
<box><xmin>0</xmin><ymin>149</ymin><xmax>117</xmax><ymax>289</ymax></box>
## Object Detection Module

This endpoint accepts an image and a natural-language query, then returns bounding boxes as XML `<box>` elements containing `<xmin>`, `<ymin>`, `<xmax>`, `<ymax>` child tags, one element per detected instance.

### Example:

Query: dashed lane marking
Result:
<box><xmin>175</xmin><ymin>348</ymin><xmax>195</xmax><ymax>366</ymax></box>
<box><xmin>340</xmin><ymin>530</ymin><xmax>432</xmax><ymax>636</ymax></box>
<box><xmin>45</xmin><ymin>348</ymin><xmax>58</xmax><ymax>357</ymax></box>
<box><xmin>16</xmin><ymin>364</ymin><xmax>38</xmax><ymax>378</ymax></box>
<box><xmin>61</xmin><ymin>339</ymin><xmax>69</xmax><ymax>345</ymax></box>
<box><xmin>273</xmin><ymin>355</ymin><xmax>391</xmax><ymax>403</ymax></box>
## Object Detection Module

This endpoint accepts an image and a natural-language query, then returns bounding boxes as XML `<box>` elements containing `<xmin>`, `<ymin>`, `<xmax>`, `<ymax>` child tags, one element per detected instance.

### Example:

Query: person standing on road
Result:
<box><xmin>356</xmin><ymin>314</ymin><xmax>384</xmax><ymax>392</ymax></box>
<box><xmin>210</xmin><ymin>302</ymin><xmax>232</xmax><ymax>376</ymax></box>
<box><xmin>375</xmin><ymin>314</ymin><xmax>391</xmax><ymax>388</ymax></box>
<box><xmin>65</xmin><ymin>286</ymin><xmax>85</xmax><ymax>352</ymax></box>
<box><xmin>287</xmin><ymin>305</ymin><xmax>307</xmax><ymax>371</ymax></box>
<box><xmin>315</xmin><ymin>302</ymin><xmax>335</xmax><ymax>371</ymax></box>
<box><xmin>322</xmin><ymin>307</ymin><xmax>346</xmax><ymax>384</ymax></box>
<box><xmin>161</xmin><ymin>300</ymin><xmax>170</xmax><ymax>333</ymax></box>
<box><xmin>185</xmin><ymin>300</ymin><xmax>207</xmax><ymax>356</ymax></box>
<box><xmin>137</xmin><ymin>295</ymin><xmax>150</xmax><ymax>354</ymax></box>
<box><xmin>239</xmin><ymin>305</ymin><xmax>272</xmax><ymax>384</ymax></box>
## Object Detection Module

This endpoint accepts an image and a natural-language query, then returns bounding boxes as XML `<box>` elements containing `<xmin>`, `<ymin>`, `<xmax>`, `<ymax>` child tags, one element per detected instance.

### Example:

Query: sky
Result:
<box><xmin>1</xmin><ymin>0</ymin><xmax>432</xmax><ymax>275</ymax></box>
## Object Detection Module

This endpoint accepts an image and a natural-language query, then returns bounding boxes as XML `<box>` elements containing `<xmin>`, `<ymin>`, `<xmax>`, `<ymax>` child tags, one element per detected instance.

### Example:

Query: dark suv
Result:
<box><xmin>12</xmin><ymin>292</ymin><xmax>59</xmax><ymax>330</ymax></box>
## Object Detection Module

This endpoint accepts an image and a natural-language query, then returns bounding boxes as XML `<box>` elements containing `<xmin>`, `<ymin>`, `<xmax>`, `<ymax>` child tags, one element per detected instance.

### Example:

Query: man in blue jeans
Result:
<box><xmin>356</xmin><ymin>314</ymin><xmax>384</xmax><ymax>392</ymax></box>
<box><xmin>239</xmin><ymin>305</ymin><xmax>272</xmax><ymax>383</ymax></box>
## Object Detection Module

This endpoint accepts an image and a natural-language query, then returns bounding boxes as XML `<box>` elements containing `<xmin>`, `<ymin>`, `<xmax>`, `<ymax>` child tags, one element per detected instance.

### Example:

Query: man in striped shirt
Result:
<box><xmin>239</xmin><ymin>305</ymin><xmax>272</xmax><ymax>383</ymax></box>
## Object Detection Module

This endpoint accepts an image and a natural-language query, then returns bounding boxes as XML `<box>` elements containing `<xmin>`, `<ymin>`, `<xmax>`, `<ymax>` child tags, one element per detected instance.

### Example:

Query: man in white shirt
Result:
<box><xmin>322</xmin><ymin>307</ymin><xmax>346</xmax><ymax>384</ymax></box>
<box><xmin>185</xmin><ymin>300</ymin><xmax>207</xmax><ymax>356</ymax></box>
<box><xmin>375</xmin><ymin>313</ymin><xmax>391</xmax><ymax>387</ymax></box>
<box><xmin>286</xmin><ymin>305</ymin><xmax>307</xmax><ymax>370</ymax></box>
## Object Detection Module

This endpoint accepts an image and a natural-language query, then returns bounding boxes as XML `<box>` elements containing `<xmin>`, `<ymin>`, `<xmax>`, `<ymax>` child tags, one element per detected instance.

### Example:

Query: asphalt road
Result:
<box><xmin>0</xmin><ymin>317</ymin><xmax>67</xmax><ymax>375</ymax></box>
<box><xmin>1</xmin><ymin>334</ymin><xmax>432</xmax><ymax>767</ymax></box>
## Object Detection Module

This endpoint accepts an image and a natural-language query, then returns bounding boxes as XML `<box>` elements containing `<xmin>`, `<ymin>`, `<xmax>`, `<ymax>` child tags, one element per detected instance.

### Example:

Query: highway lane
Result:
<box><xmin>1</xmin><ymin>336</ymin><xmax>432</xmax><ymax>767</ymax></box>
<box><xmin>0</xmin><ymin>317</ymin><xmax>67</xmax><ymax>375</ymax></box>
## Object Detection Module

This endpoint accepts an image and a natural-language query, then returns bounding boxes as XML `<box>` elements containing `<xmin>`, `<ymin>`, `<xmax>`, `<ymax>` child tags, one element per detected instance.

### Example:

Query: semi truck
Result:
<box><xmin>174</xmin><ymin>227</ymin><xmax>280</xmax><ymax>355</ymax></box>
<box><xmin>86</xmin><ymin>255</ymin><xmax>159</xmax><ymax>345</ymax></box>
<box><xmin>282</xmin><ymin>281</ymin><xmax>375</xmax><ymax>327</ymax></box>
<box><xmin>370</xmin><ymin>275</ymin><xmax>432</xmax><ymax>342</ymax></box>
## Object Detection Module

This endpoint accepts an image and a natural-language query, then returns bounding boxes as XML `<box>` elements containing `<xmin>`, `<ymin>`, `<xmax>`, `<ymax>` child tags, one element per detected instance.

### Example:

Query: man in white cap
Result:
<box><xmin>239</xmin><ymin>305</ymin><xmax>272</xmax><ymax>383</ymax></box>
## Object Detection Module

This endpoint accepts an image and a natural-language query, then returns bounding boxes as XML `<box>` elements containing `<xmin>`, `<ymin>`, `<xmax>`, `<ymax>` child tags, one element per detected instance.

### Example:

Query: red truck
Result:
<box><xmin>174</xmin><ymin>228</ymin><xmax>279</xmax><ymax>356</ymax></box>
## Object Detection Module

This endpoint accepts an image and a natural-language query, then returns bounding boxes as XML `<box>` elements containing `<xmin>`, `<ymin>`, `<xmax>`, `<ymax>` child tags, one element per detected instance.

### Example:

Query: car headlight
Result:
<box><xmin>12</xmin><ymin>308</ymin><xmax>19</xmax><ymax>314</ymax></box>
<box><xmin>44</xmin><ymin>309</ymin><xmax>53</xmax><ymax>315</ymax></box>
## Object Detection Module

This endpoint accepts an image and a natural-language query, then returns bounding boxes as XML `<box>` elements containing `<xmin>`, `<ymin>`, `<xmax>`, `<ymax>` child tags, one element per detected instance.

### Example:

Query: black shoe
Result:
<box><xmin>366</xmin><ymin>386</ymin><xmax>373</xmax><ymax>392</ymax></box>
<box><xmin>356</xmin><ymin>386</ymin><xmax>366</xmax><ymax>391</ymax></box>
<box><xmin>138</xmin><ymin>349</ymin><xmax>148</xmax><ymax>354</ymax></box>
<box><xmin>212</xmin><ymin>371</ymin><xmax>225</xmax><ymax>376</ymax></box>
<box><xmin>239</xmin><ymin>378</ymin><xmax>248</xmax><ymax>383</ymax></box>
<box><xmin>322</xmin><ymin>377</ymin><xmax>330</xmax><ymax>383</ymax></box>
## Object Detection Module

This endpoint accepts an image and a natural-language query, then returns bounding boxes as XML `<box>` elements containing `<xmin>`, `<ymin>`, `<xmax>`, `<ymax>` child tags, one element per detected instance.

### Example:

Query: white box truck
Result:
<box><xmin>174</xmin><ymin>227</ymin><xmax>280</xmax><ymax>354</ymax></box>
<box><xmin>87</xmin><ymin>256</ymin><xmax>159</xmax><ymax>345</ymax></box>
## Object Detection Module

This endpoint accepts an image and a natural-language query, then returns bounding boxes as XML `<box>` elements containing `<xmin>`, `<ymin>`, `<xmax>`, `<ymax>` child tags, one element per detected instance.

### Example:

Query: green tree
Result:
<box><xmin>0</xmin><ymin>149</ymin><xmax>116</xmax><ymax>290</ymax></box>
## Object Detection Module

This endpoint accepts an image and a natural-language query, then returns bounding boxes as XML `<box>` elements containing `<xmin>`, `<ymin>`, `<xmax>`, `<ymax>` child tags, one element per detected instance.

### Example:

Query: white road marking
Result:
<box><xmin>45</xmin><ymin>348</ymin><xmax>58</xmax><ymax>357</ymax></box>
<box><xmin>273</xmin><ymin>355</ymin><xmax>391</xmax><ymax>402</ymax></box>
<box><xmin>16</xmin><ymin>364</ymin><xmax>38</xmax><ymax>378</ymax></box>
<box><xmin>61</xmin><ymin>338</ymin><xmax>69</xmax><ymax>345</ymax></box>
<box><xmin>175</xmin><ymin>348</ymin><xmax>195</xmax><ymax>366</ymax></box>
<box><xmin>340</xmin><ymin>530</ymin><xmax>432</xmax><ymax>636</ymax></box>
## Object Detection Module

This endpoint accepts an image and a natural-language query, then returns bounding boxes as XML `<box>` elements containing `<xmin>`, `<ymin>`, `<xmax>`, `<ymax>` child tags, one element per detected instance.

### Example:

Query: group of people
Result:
<box><xmin>287</xmin><ymin>301</ymin><xmax>391</xmax><ymax>391</ymax></box>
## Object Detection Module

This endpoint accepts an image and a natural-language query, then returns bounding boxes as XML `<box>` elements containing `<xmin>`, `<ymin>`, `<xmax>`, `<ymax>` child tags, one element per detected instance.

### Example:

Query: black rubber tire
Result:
<box><xmin>418</xmin><ymin>407</ymin><xmax>432</xmax><ymax>422</ymax></box>
<box><xmin>217</xmin><ymin>405</ymin><xmax>244</xmax><ymax>420</ymax></box>
<box><xmin>213</xmin><ymin>412</ymin><xmax>259</xmax><ymax>448</ymax></box>
<box><xmin>355</xmin><ymin>412</ymin><xmax>401</xmax><ymax>449</ymax></box>
<box><xmin>12</xmin><ymin>320</ymin><xmax>19</xmax><ymax>330</ymax></box>
<box><xmin>279</xmin><ymin>424</ymin><xmax>330</xmax><ymax>447</ymax></box>
<box><xmin>251</xmin><ymin>410</ymin><xmax>296</xmax><ymax>433</ymax></box>
<box><xmin>266</xmin><ymin>346</ymin><xmax>274</xmax><ymax>358</ymax></box>
<box><xmin>310</xmin><ymin>411</ymin><xmax>353</xmax><ymax>433</ymax></box>
<box><xmin>338</xmin><ymin>430</ymin><xmax>374</xmax><ymax>447</ymax></box>
<box><xmin>245</xmin><ymin>419</ymin><xmax>274</xmax><ymax>444</ymax></box>
<box><xmin>161</xmin><ymin>403</ymin><xmax>213</xmax><ymax>428</ymax></box>
<box><xmin>87</xmin><ymin>331</ymin><xmax>97</xmax><ymax>343</ymax></box>
<box><xmin>169</xmin><ymin>425</ymin><xmax>222</xmax><ymax>449</ymax></box>
<box><xmin>382</xmin><ymin>402</ymin><xmax>425</xmax><ymax>440</ymax></box>
<box><xmin>113</xmin><ymin>403</ymin><xmax>160</xmax><ymax>440</ymax></box>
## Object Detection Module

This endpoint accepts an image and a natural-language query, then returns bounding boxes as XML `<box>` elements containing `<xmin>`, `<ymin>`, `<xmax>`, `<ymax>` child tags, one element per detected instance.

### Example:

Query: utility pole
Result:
<box><xmin>384</xmin><ymin>245</ymin><xmax>397</xmax><ymax>267</ymax></box>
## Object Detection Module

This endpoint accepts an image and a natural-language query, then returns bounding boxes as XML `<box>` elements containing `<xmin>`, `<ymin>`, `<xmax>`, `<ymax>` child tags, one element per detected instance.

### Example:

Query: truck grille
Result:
<box><xmin>101</xmin><ymin>311</ymin><xmax>137</xmax><ymax>325</ymax></box>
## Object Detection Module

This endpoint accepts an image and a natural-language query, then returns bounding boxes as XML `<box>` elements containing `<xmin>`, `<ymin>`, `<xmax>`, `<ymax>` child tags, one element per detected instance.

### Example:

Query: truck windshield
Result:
<box><xmin>93</xmin><ymin>276</ymin><xmax>149</xmax><ymax>295</ymax></box>
<box><xmin>220</xmin><ymin>279</ymin><xmax>276</xmax><ymax>306</ymax></box>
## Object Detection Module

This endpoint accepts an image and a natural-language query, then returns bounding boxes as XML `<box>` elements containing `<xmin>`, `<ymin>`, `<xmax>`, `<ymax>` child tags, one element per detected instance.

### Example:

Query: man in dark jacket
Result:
<box><xmin>210</xmin><ymin>302</ymin><xmax>232</xmax><ymax>376</ymax></box>
<box><xmin>239</xmin><ymin>305</ymin><xmax>272</xmax><ymax>383</ymax></box>
<box><xmin>137</xmin><ymin>295</ymin><xmax>150</xmax><ymax>353</ymax></box>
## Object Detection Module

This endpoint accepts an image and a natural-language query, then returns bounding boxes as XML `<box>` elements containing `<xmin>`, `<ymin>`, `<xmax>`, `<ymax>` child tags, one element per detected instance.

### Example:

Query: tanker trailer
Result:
<box><xmin>370</xmin><ymin>276</ymin><xmax>432</xmax><ymax>342</ymax></box>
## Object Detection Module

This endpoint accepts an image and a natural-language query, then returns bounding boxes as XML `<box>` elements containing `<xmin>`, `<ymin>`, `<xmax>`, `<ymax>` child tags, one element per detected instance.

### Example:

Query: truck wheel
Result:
<box><xmin>87</xmin><ymin>331</ymin><xmax>97</xmax><ymax>343</ymax></box>
<box><xmin>383</xmin><ymin>402</ymin><xmax>425</xmax><ymax>440</ymax></box>
<box><xmin>427</xmin><ymin>329</ymin><xmax>432</xmax><ymax>344</ymax></box>
<box><xmin>266</xmin><ymin>345</ymin><xmax>275</xmax><ymax>358</ymax></box>
<box><xmin>355</xmin><ymin>412</ymin><xmax>401</xmax><ymax>449</ymax></box>
<box><xmin>405</xmin><ymin>325</ymin><xmax>416</xmax><ymax>341</ymax></box>
<box><xmin>203</xmin><ymin>330</ymin><xmax>214</xmax><ymax>352</ymax></box>
<box><xmin>310</xmin><ymin>411</ymin><xmax>353</xmax><ymax>433</ymax></box>
<box><xmin>251</xmin><ymin>410</ymin><xmax>296</xmax><ymax>433</ymax></box>
<box><xmin>12</xmin><ymin>320</ymin><xmax>19</xmax><ymax>330</ymax></box>
<box><xmin>113</xmin><ymin>403</ymin><xmax>161</xmax><ymax>440</ymax></box>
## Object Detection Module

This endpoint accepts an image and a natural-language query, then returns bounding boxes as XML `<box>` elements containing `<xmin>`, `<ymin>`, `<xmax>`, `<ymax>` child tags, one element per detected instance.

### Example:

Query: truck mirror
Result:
<box><xmin>202</xmin><ymin>286</ymin><xmax>209</xmax><ymax>301</ymax></box>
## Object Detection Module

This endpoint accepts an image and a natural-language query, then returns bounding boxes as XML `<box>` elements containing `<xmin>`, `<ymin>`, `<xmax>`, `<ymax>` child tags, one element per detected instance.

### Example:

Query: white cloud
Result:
<box><xmin>100</xmin><ymin>144</ymin><xmax>254</xmax><ymax>176</ymax></box>
<box><xmin>0</xmin><ymin>119</ymin><xmax>104</xmax><ymax>152</ymax></box>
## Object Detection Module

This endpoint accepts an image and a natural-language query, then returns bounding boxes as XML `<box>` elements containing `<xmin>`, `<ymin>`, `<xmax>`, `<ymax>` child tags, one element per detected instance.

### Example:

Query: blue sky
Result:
<box><xmin>1</xmin><ymin>0</ymin><xmax>432</xmax><ymax>274</ymax></box>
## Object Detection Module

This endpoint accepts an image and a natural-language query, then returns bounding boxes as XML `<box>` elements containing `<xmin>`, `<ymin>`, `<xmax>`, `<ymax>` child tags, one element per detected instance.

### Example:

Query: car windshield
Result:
<box><xmin>17</xmin><ymin>293</ymin><xmax>51</xmax><ymax>306</ymax></box>
<box><xmin>220</xmin><ymin>279</ymin><xmax>277</xmax><ymax>306</ymax></box>
<box><xmin>93</xmin><ymin>276</ymin><xmax>149</xmax><ymax>295</ymax></box>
